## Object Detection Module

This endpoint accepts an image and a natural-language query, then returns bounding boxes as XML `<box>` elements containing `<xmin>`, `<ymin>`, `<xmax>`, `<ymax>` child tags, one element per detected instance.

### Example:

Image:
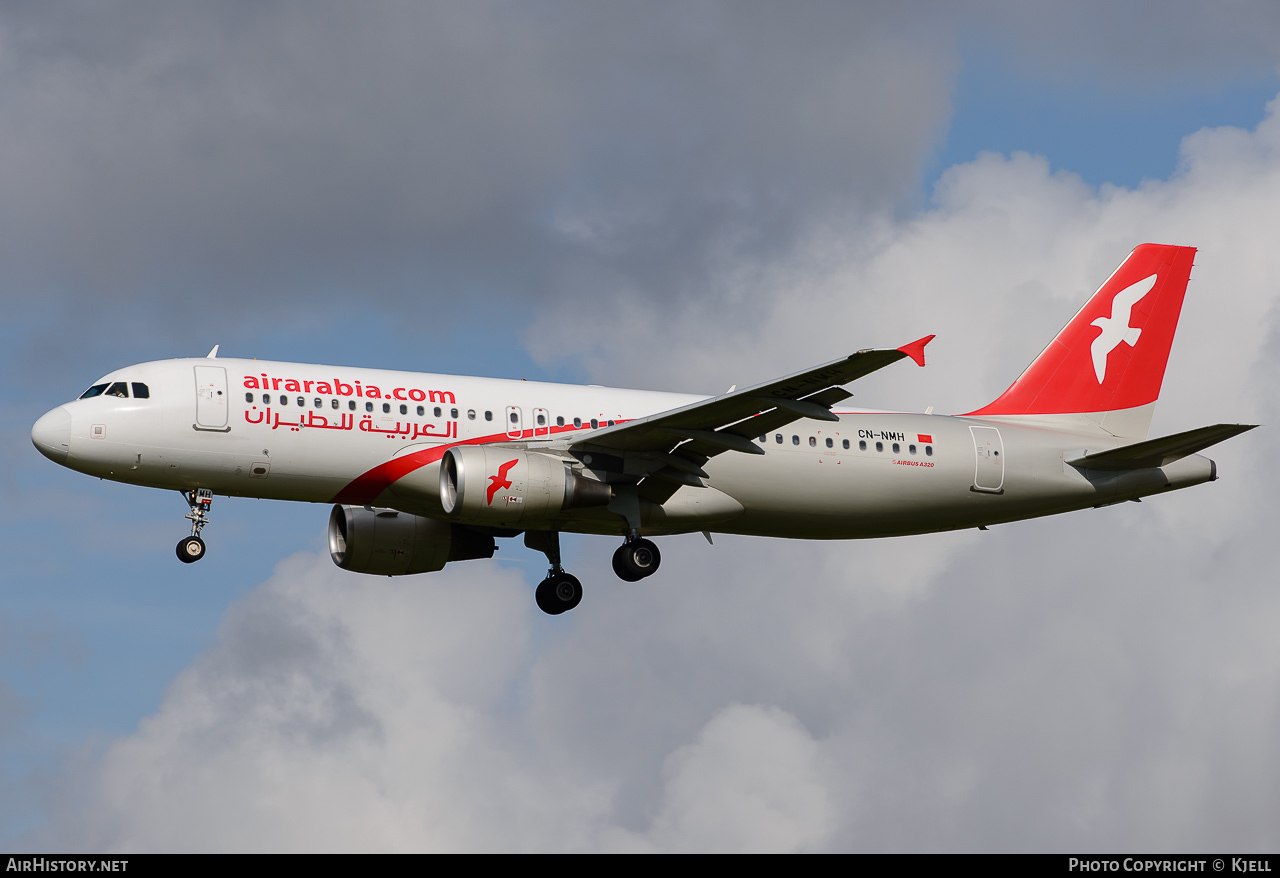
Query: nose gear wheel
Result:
<box><xmin>177</xmin><ymin>535</ymin><xmax>206</xmax><ymax>563</ymax></box>
<box><xmin>177</xmin><ymin>488</ymin><xmax>213</xmax><ymax>564</ymax></box>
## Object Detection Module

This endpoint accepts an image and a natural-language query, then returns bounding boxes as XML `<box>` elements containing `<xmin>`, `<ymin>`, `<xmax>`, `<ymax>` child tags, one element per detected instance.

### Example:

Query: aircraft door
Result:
<box><xmin>194</xmin><ymin>366</ymin><xmax>230</xmax><ymax>431</ymax></box>
<box><xmin>505</xmin><ymin>406</ymin><xmax>523</xmax><ymax>439</ymax></box>
<box><xmin>533</xmin><ymin>407</ymin><xmax>550</xmax><ymax>438</ymax></box>
<box><xmin>969</xmin><ymin>425</ymin><xmax>1004</xmax><ymax>493</ymax></box>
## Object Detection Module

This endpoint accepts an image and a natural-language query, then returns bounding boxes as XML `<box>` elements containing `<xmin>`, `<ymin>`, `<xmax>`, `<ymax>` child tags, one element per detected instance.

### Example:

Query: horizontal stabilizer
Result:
<box><xmin>1066</xmin><ymin>423</ymin><xmax>1257</xmax><ymax>471</ymax></box>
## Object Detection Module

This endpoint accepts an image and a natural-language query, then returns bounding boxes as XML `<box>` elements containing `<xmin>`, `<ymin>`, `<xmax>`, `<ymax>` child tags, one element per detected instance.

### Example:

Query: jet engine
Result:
<box><xmin>439</xmin><ymin>447</ymin><xmax>612</xmax><ymax>526</ymax></box>
<box><xmin>328</xmin><ymin>504</ymin><xmax>496</xmax><ymax>576</ymax></box>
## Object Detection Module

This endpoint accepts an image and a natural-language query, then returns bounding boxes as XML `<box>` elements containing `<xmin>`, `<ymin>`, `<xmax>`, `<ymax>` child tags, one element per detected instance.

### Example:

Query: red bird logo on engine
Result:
<box><xmin>487</xmin><ymin>459</ymin><xmax>519</xmax><ymax>505</ymax></box>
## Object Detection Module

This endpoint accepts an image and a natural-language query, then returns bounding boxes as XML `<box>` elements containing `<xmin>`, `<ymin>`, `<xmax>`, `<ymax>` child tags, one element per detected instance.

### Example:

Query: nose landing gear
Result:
<box><xmin>176</xmin><ymin>488</ymin><xmax>213</xmax><ymax>564</ymax></box>
<box><xmin>612</xmin><ymin>537</ymin><xmax>661</xmax><ymax>582</ymax></box>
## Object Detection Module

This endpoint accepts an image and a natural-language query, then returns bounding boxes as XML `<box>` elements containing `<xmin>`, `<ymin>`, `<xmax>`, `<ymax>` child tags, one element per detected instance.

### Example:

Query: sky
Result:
<box><xmin>2</xmin><ymin>0</ymin><xmax>1280</xmax><ymax>852</ymax></box>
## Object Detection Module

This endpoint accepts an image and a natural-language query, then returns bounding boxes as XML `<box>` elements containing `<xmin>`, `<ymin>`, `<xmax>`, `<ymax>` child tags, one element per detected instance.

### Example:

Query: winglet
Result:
<box><xmin>897</xmin><ymin>335</ymin><xmax>935</xmax><ymax>367</ymax></box>
<box><xmin>206</xmin><ymin>345</ymin><xmax>220</xmax><ymax>359</ymax></box>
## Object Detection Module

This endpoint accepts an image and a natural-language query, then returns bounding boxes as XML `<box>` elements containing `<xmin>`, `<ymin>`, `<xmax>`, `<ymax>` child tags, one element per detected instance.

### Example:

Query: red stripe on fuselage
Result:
<box><xmin>330</xmin><ymin>422</ymin><xmax>604</xmax><ymax>506</ymax></box>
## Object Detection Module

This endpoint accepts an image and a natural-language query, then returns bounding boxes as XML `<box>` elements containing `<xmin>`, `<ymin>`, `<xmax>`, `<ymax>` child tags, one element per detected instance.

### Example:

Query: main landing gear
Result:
<box><xmin>526</xmin><ymin>531</ymin><xmax>583</xmax><ymax>616</ymax></box>
<box><xmin>612</xmin><ymin>537</ymin><xmax>661</xmax><ymax>582</ymax></box>
<box><xmin>176</xmin><ymin>488</ymin><xmax>213</xmax><ymax>564</ymax></box>
<box><xmin>525</xmin><ymin>532</ymin><xmax>662</xmax><ymax>615</ymax></box>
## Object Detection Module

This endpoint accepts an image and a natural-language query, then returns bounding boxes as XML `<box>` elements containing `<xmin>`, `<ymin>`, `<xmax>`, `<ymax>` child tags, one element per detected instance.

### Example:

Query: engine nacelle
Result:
<box><xmin>439</xmin><ymin>447</ymin><xmax>612</xmax><ymax>526</ymax></box>
<box><xmin>328</xmin><ymin>504</ymin><xmax>495</xmax><ymax>576</ymax></box>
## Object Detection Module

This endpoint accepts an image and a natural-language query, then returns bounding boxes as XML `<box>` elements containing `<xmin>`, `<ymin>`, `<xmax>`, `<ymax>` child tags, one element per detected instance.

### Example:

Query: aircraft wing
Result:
<box><xmin>1065</xmin><ymin>423</ymin><xmax>1257</xmax><ymax>471</ymax></box>
<box><xmin>569</xmin><ymin>337</ymin><xmax>934</xmax><ymax>478</ymax></box>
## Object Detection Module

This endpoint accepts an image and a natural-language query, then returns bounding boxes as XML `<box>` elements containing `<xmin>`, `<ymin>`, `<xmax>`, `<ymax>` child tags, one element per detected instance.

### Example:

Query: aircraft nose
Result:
<box><xmin>32</xmin><ymin>406</ymin><xmax>72</xmax><ymax>464</ymax></box>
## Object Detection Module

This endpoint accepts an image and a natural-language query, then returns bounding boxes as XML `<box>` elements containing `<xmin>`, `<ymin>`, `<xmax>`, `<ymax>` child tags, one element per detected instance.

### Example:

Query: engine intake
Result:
<box><xmin>440</xmin><ymin>447</ymin><xmax>612</xmax><ymax>525</ymax></box>
<box><xmin>328</xmin><ymin>504</ymin><xmax>495</xmax><ymax>576</ymax></box>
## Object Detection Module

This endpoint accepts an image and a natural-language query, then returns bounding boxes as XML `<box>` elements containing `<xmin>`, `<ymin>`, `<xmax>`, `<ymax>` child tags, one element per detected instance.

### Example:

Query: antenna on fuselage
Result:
<box><xmin>206</xmin><ymin>345</ymin><xmax>220</xmax><ymax>359</ymax></box>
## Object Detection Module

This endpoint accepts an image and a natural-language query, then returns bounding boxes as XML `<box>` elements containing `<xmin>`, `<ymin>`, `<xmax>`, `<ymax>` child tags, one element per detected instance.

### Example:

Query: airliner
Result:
<box><xmin>31</xmin><ymin>244</ymin><xmax>1254</xmax><ymax>614</ymax></box>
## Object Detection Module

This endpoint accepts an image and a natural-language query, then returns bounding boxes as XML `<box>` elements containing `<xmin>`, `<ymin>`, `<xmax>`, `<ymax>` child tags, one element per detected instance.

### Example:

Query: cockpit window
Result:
<box><xmin>105</xmin><ymin>382</ymin><xmax>129</xmax><ymax>398</ymax></box>
<box><xmin>131</xmin><ymin>383</ymin><xmax>150</xmax><ymax>399</ymax></box>
<box><xmin>79</xmin><ymin>383</ymin><xmax>109</xmax><ymax>399</ymax></box>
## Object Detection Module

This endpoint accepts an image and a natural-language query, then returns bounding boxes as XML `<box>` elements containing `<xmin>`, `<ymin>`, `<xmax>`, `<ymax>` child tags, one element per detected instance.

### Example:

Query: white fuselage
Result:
<box><xmin>33</xmin><ymin>357</ymin><xmax>1217</xmax><ymax>540</ymax></box>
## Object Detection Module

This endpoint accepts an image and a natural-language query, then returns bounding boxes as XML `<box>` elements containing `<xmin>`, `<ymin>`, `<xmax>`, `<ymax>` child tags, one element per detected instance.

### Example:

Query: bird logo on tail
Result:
<box><xmin>1090</xmin><ymin>273</ymin><xmax>1157</xmax><ymax>384</ymax></box>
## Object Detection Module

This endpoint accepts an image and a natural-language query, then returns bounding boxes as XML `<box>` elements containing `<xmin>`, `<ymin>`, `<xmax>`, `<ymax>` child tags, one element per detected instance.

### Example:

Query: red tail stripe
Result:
<box><xmin>966</xmin><ymin>244</ymin><xmax>1195</xmax><ymax>417</ymax></box>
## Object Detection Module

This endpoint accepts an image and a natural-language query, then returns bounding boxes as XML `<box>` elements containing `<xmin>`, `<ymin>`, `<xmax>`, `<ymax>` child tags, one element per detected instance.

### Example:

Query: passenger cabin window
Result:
<box><xmin>925</xmin><ymin>445</ymin><xmax>933</xmax><ymax>456</ymax></box>
<box><xmin>416</xmin><ymin>405</ymin><xmax>424</xmax><ymax>416</ymax></box>
<box><xmin>315</xmin><ymin>398</ymin><xmax>323</xmax><ymax>408</ymax></box>
<box><xmin>468</xmin><ymin>410</ymin><xmax>476</xmax><ymax>420</ymax></box>
<box><xmin>792</xmin><ymin>435</ymin><xmax>799</xmax><ymax>445</ymax></box>
<box><xmin>434</xmin><ymin>407</ymin><xmax>442</xmax><ymax>417</ymax></box>
<box><xmin>245</xmin><ymin>392</ymin><xmax>254</xmax><ymax>403</ymax></box>
<box><xmin>333</xmin><ymin>399</ymin><xmax>341</xmax><ymax>410</ymax></box>
<box><xmin>826</xmin><ymin>438</ymin><xmax>833</xmax><ymax>448</ymax></box>
<box><xmin>859</xmin><ymin>440</ymin><xmax>866</xmax><ymax>451</ymax></box>
<box><xmin>510</xmin><ymin>412</ymin><xmax>518</xmax><ymax>423</ymax></box>
<box><xmin>557</xmin><ymin>416</ymin><xmax>565</xmax><ymax>427</ymax></box>
<box><xmin>809</xmin><ymin>437</ymin><xmax>816</xmax><ymax>447</ymax></box>
<box><xmin>451</xmin><ymin>408</ymin><xmax>459</xmax><ymax>419</ymax></box>
<box><xmin>909</xmin><ymin>444</ymin><xmax>916</xmax><ymax>455</ymax></box>
<box><xmin>485</xmin><ymin>411</ymin><xmax>493</xmax><ymax>421</ymax></box>
<box><xmin>365</xmin><ymin>402</ymin><xmax>374</xmax><ymax>412</ymax></box>
<box><xmin>842</xmin><ymin>439</ymin><xmax>850</xmax><ymax>449</ymax></box>
<box><xmin>399</xmin><ymin>404</ymin><xmax>407</xmax><ymax>415</ymax></box>
<box><xmin>573</xmin><ymin>417</ymin><xmax>582</xmax><ymax>428</ymax></box>
<box><xmin>106</xmin><ymin>382</ymin><xmax>129</xmax><ymax>398</ymax></box>
<box><xmin>536</xmin><ymin>413</ymin><xmax>546</xmax><ymax>426</ymax></box>
<box><xmin>279</xmin><ymin>396</ymin><xmax>288</xmax><ymax>406</ymax></box>
<box><xmin>80</xmin><ymin>383</ymin><xmax>109</xmax><ymax>399</ymax></box>
<box><xmin>590</xmin><ymin>419</ymin><xmax>598</xmax><ymax>429</ymax></box>
<box><xmin>775</xmin><ymin>434</ymin><xmax>783</xmax><ymax>444</ymax></box>
<box><xmin>348</xmin><ymin>400</ymin><xmax>356</xmax><ymax>411</ymax></box>
<box><xmin>382</xmin><ymin>403</ymin><xmax>391</xmax><ymax>413</ymax></box>
<box><xmin>131</xmin><ymin>383</ymin><xmax>150</xmax><ymax>399</ymax></box>
<box><xmin>296</xmin><ymin>396</ymin><xmax>305</xmax><ymax>407</ymax></box>
<box><xmin>892</xmin><ymin>443</ymin><xmax>900</xmax><ymax>454</ymax></box>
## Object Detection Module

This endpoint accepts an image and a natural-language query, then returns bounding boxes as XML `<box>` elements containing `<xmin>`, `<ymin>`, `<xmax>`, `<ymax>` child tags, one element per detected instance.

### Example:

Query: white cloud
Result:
<box><xmin>611</xmin><ymin>704</ymin><xmax>835</xmax><ymax>853</ymax></box>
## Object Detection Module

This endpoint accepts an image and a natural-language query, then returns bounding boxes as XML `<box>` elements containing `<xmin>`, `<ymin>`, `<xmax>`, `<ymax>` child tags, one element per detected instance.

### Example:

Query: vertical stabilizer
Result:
<box><xmin>965</xmin><ymin>243</ymin><xmax>1196</xmax><ymax>439</ymax></box>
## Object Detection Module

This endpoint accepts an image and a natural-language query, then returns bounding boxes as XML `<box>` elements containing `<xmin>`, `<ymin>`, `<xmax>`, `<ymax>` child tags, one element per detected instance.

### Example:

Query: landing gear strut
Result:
<box><xmin>612</xmin><ymin>537</ymin><xmax>661</xmax><ymax>582</ymax></box>
<box><xmin>176</xmin><ymin>488</ymin><xmax>212</xmax><ymax>564</ymax></box>
<box><xmin>526</xmin><ymin>530</ymin><xmax>582</xmax><ymax>615</ymax></box>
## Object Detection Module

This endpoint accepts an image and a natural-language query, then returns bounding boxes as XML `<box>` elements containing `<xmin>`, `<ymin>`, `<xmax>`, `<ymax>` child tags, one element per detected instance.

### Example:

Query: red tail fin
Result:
<box><xmin>968</xmin><ymin>244</ymin><xmax>1196</xmax><ymax>421</ymax></box>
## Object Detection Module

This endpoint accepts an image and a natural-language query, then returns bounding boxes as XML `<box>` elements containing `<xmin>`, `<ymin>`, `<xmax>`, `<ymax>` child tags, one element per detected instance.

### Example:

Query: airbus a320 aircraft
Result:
<box><xmin>31</xmin><ymin>244</ymin><xmax>1254</xmax><ymax>614</ymax></box>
